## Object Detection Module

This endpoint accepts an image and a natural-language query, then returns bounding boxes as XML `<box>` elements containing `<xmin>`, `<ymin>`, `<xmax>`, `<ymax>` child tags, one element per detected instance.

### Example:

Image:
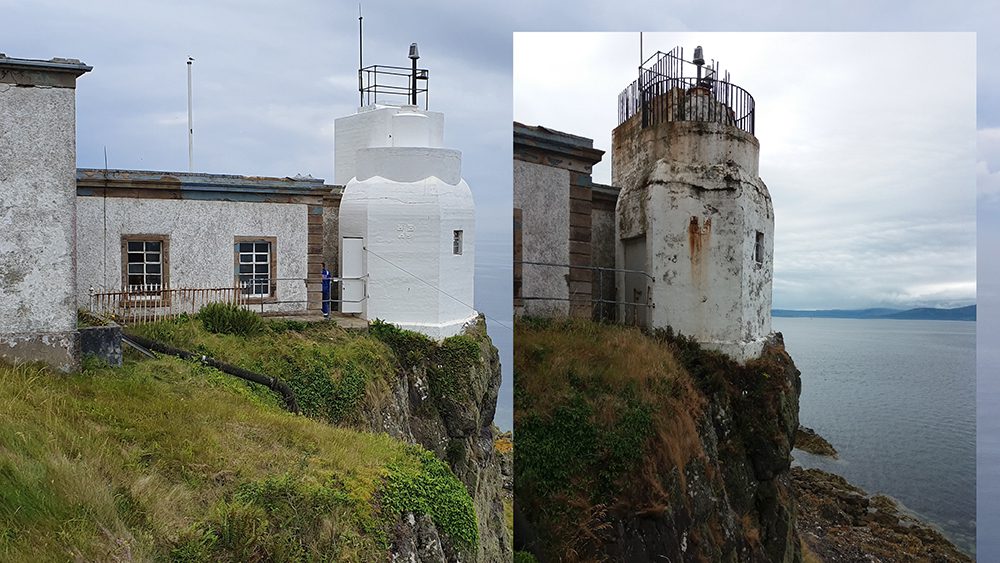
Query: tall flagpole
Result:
<box><xmin>187</xmin><ymin>56</ymin><xmax>194</xmax><ymax>172</ymax></box>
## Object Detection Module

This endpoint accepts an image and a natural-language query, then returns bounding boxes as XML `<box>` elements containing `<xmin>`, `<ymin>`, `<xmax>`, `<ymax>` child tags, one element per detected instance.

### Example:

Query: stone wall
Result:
<box><xmin>0</xmin><ymin>56</ymin><xmax>90</xmax><ymax>371</ymax></box>
<box><xmin>322</xmin><ymin>189</ymin><xmax>343</xmax><ymax>309</ymax></box>
<box><xmin>77</xmin><ymin>196</ymin><xmax>312</xmax><ymax>314</ymax></box>
<box><xmin>591</xmin><ymin>184</ymin><xmax>620</xmax><ymax>321</ymax></box>
<box><xmin>512</xmin><ymin>123</ymin><xmax>605</xmax><ymax>319</ymax></box>
<box><xmin>513</xmin><ymin>160</ymin><xmax>570</xmax><ymax>317</ymax></box>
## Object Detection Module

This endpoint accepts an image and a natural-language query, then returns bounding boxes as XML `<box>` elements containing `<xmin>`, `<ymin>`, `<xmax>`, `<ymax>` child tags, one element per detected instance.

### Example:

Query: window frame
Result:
<box><xmin>754</xmin><ymin>231</ymin><xmax>765</xmax><ymax>266</ymax></box>
<box><xmin>453</xmin><ymin>229</ymin><xmax>464</xmax><ymax>256</ymax></box>
<box><xmin>234</xmin><ymin>236</ymin><xmax>278</xmax><ymax>303</ymax></box>
<box><xmin>120</xmin><ymin>234</ymin><xmax>170</xmax><ymax>306</ymax></box>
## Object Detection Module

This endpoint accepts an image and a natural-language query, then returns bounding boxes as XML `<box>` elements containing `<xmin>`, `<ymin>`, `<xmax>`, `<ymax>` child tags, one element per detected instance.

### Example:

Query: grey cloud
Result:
<box><xmin>515</xmin><ymin>32</ymin><xmax>976</xmax><ymax>310</ymax></box>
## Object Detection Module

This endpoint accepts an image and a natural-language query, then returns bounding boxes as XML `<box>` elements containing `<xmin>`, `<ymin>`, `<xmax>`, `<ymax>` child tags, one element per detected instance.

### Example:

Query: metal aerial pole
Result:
<box><xmin>187</xmin><ymin>56</ymin><xmax>194</xmax><ymax>172</ymax></box>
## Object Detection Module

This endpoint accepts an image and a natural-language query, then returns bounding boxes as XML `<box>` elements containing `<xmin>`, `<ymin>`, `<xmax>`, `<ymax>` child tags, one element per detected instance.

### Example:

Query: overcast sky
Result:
<box><xmin>515</xmin><ymin>32</ymin><xmax>976</xmax><ymax>311</ymax></box>
<box><xmin>0</xmin><ymin>1</ymin><xmax>513</xmax><ymax>237</ymax></box>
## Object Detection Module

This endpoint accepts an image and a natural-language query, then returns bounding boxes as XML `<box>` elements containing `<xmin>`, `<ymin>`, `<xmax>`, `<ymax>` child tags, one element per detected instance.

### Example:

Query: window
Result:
<box><xmin>754</xmin><ymin>231</ymin><xmax>765</xmax><ymax>265</ymax></box>
<box><xmin>126</xmin><ymin>240</ymin><xmax>163</xmax><ymax>287</ymax></box>
<box><xmin>121</xmin><ymin>235</ymin><xmax>169</xmax><ymax>300</ymax></box>
<box><xmin>453</xmin><ymin>230</ymin><xmax>463</xmax><ymax>255</ymax></box>
<box><xmin>236</xmin><ymin>237</ymin><xmax>276</xmax><ymax>299</ymax></box>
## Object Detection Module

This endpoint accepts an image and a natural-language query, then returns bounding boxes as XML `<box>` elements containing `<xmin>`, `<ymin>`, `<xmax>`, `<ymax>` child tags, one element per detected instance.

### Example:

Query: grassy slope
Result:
<box><xmin>129</xmin><ymin>316</ymin><xmax>395</xmax><ymax>426</ymax></box>
<box><xmin>515</xmin><ymin>317</ymin><xmax>796</xmax><ymax>562</ymax></box>
<box><xmin>0</xmin><ymin>316</ymin><xmax>477</xmax><ymax>561</ymax></box>
<box><xmin>515</xmin><ymin>318</ymin><xmax>702</xmax><ymax>560</ymax></box>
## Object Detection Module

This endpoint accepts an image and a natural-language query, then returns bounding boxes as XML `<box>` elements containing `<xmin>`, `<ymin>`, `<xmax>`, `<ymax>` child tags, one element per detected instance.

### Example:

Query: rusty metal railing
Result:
<box><xmin>89</xmin><ymin>285</ymin><xmax>247</xmax><ymax>324</ymax></box>
<box><xmin>87</xmin><ymin>276</ymin><xmax>368</xmax><ymax>325</ymax></box>
<box><xmin>617</xmin><ymin>47</ymin><xmax>755</xmax><ymax>135</ymax></box>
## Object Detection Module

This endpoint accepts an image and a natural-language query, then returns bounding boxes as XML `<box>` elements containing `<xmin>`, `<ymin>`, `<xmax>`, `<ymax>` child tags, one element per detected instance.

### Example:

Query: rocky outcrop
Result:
<box><xmin>515</xmin><ymin>320</ymin><xmax>972</xmax><ymax>563</ymax></box>
<box><xmin>365</xmin><ymin>318</ymin><xmax>510</xmax><ymax>562</ymax></box>
<box><xmin>793</xmin><ymin>467</ymin><xmax>971</xmax><ymax>562</ymax></box>
<box><xmin>390</xmin><ymin>513</ymin><xmax>448</xmax><ymax>563</ymax></box>
<box><xmin>600</xmin><ymin>332</ymin><xmax>803</xmax><ymax>563</ymax></box>
<box><xmin>794</xmin><ymin>426</ymin><xmax>838</xmax><ymax>458</ymax></box>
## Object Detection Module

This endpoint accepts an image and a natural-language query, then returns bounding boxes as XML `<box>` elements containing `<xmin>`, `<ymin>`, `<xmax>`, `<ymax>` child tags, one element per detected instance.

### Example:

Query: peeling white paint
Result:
<box><xmin>615</xmin><ymin>120</ymin><xmax>773</xmax><ymax>361</ymax></box>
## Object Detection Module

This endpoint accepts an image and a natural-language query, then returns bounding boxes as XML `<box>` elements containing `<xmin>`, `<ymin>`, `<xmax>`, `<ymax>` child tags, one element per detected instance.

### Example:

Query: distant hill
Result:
<box><xmin>773</xmin><ymin>305</ymin><xmax>975</xmax><ymax>321</ymax></box>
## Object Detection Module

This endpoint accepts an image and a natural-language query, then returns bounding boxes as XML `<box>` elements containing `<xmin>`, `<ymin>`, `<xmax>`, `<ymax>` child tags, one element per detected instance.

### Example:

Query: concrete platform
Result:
<box><xmin>262</xmin><ymin>312</ymin><xmax>369</xmax><ymax>331</ymax></box>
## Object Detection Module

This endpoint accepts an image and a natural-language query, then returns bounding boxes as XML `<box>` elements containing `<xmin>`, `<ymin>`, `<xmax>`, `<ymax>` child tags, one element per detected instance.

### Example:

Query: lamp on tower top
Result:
<box><xmin>409</xmin><ymin>42</ymin><xmax>420</xmax><ymax>106</ymax></box>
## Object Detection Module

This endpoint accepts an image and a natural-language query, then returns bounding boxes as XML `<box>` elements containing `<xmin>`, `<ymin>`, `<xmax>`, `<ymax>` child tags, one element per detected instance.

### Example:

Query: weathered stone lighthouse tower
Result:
<box><xmin>614</xmin><ymin>46</ymin><xmax>773</xmax><ymax>361</ymax></box>
<box><xmin>335</xmin><ymin>45</ymin><xmax>476</xmax><ymax>339</ymax></box>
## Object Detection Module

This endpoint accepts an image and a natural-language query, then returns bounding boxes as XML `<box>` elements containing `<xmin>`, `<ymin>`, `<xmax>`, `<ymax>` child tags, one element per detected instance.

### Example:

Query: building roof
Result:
<box><xmin>514</xmin><ymin>122</ymin><xmax>605</xmax><ymax>171</ymax></box>
<box><xmin>0</xmin><ymin>55</ymin><xmax>92</xmax><ymax>87</ymax></box>
<box><xmin>77</xmin><ymin>169</ymin><xmax>342</xmax><ymax>204</ymax></box>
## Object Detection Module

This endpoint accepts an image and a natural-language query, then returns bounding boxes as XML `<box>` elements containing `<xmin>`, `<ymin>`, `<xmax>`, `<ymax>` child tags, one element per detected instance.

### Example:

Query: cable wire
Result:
<box><xmin>364</xmin><ymin>247</ymin><xmax>513</xmax><ymax>332</ymax></box>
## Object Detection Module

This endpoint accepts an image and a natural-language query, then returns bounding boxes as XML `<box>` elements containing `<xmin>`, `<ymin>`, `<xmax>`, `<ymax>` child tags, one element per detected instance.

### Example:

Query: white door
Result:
<box><xmin>341</xmin><ymin>237</ymin><xmax>364</xmax><ymax>314</ymax></box>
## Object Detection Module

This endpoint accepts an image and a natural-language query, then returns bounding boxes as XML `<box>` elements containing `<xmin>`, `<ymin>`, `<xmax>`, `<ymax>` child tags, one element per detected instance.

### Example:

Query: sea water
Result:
<box><xmin>774</xmin><ymin>317</ymin><xmax>976</xmax><ymax>556</ymax></box>
<box><xmin>475</xmin><ymin>237</ymin><xmax>513</xmax><ymax>431</ymax></box>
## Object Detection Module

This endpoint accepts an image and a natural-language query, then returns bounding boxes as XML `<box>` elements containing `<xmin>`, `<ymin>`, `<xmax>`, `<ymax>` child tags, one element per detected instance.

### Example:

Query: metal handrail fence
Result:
<box><xmin>515</xmin><ymin>261</ymin><xmax>654</xmax><ymax>326</ymax></box>
<box><xmin>88</xmin><ymin>276</ymin><xmax>368</xmax><ymax>325</ymax></box>
<box><xmin>617</xmin><ymin>47</ymin><xmax>755</xmax><ymax>134</ymax></box>
<box><xmin>359</xmin><ymin>64</ymin><xmax>429</xmax><ymax>109</ymax></box>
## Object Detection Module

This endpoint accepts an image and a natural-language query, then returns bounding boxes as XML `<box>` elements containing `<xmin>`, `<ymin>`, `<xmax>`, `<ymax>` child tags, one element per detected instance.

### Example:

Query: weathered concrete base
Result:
<box><xmin>0</xmin><ymin>331</ymin><xmax>79</xmax><ymax>372</ymax></box>
<box><xmin>394</xmin><ymin>312</ymin><xmax>480</xmax><ymax>341</ymax></box>
<box><xmin>80</xmin><ymin>324</ymin><xmax>122</xmax><ymax>367</ymax></box>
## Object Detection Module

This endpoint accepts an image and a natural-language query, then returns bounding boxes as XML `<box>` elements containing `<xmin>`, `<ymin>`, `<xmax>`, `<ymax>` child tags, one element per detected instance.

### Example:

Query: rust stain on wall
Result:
<box><xmin>688</xmin><ymin>216</ymin><xmax>701</xmax><ymax>255</ymax></box>
<box><xmin>687</xmin><ymin>216</ymin><xmax>711</xmax><ymax>257</ymax></box>
<box><xmin>688</xmin><ymin>216</ymin><xmax>711</xmax><ymax>290</ymax></box>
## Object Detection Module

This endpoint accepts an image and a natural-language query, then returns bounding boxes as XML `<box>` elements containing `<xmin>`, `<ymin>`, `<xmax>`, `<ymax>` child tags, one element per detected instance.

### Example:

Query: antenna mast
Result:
<box><xmin>358</xmin><ymin>4</ymin><xmax>364</xmax><ymax>106</ymax></box>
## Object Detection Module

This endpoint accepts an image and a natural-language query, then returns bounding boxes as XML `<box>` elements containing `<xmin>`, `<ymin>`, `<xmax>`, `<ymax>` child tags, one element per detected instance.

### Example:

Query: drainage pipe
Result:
<box><xmin>123</xmin><ymin>333</ymin><xmax>299</xmax><ymax>414</ymax></box>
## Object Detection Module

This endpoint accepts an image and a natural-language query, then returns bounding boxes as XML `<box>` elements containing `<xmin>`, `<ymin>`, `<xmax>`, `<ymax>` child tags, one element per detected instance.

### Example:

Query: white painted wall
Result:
<box><xmin>0</xmin><ymin>81</ymin><xmax>79</xmax><ymax>370</ymax></box>
<box><xmin>334</xmin><ymin>104</ymin><xmax>445</xmax><ymax>185</ymax></box>
<box><xmin>616</xmin><ymin>120</ymin><xmax>773</xmax><ymax>362</ymax></box>
<box><xmin>76</xmin><ymin>197</ymin><xmax>310</xmax><ymax>313</ymax></box>
<box><xmin>513</xmin><ymin>160</ymin><xmax>570</xmax><ymax>317</ymax></box>
<box><xmin>337</xmin><ymin>105</ymin><xmax>476</xmax><ymax>339</ymax></box>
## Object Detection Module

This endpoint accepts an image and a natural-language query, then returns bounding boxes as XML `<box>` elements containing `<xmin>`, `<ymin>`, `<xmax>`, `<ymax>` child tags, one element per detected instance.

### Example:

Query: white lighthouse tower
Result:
<box><xmin>613</xmin><ymin>46</ymin><xmax>774</xmax><ymax>361</ymax></box>
<box><xmin>335</xmin><ymin>44</ymin><xmax>476</xmax><ymax>339</ymax></box>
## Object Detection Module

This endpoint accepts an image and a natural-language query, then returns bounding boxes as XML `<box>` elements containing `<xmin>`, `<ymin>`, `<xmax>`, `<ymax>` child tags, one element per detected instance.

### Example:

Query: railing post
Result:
<box><xmin>597</xmin><ymin>268</ymin><xmax>603</xmax><ymax>321</ymax></box>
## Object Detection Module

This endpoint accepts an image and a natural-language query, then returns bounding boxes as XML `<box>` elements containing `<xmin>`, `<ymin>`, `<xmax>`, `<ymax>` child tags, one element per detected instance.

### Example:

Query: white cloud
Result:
<box><xmin>515</xmin><ymin>32</ymin><xmax>977</xmax><ymax>310</ymax></box>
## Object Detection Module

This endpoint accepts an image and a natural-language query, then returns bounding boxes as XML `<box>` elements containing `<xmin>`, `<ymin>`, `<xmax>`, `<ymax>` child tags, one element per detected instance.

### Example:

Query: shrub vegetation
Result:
<box><xmin>0</xmin><ymin>312</ymin><xmax>484</xmax><ymax>560</ymax></box>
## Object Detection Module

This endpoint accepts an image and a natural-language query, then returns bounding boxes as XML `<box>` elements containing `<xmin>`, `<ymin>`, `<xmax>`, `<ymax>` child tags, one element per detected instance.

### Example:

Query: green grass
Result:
<box><xmin>128</xmin><ymin>315</ymin><xmax>395</xmax><ymax>425</ymax></box>
<box><xmin>0</xmin><ymin>329</ymin><xmax>477</xmax><ymax>560</ymax></box>
<box><xmin>514</xmin><ymin>318</ymin><xmax>700</xmax><ymax>562</ymax></box>
<box><xmin>369</xmin><ymin>319</ymin><xmax>482</xmax><ymax>406</ymax></box>
<box><xmin>380</xmin><ymin>446</ymin><xmax>479</xmax><ymax>548</ymax></box>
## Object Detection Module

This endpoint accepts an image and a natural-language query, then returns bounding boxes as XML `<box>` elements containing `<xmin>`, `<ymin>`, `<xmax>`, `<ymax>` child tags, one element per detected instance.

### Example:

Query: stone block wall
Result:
<box><xmin>0</xmin><ymin>56</ymin><xmax>90</xmax><ymax>371</ymax></box>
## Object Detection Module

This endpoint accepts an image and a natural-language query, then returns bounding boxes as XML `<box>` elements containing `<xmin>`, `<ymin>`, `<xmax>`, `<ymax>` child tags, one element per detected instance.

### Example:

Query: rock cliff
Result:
<box><xmin>515</xmin><ymin>319</ymin><xmax>801</xmax><ymax>562</ymax></box>
<box><xmin>366</xmin><ymin>318</ymin><xmax>510</xmax><ymax>562</ymax></box>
